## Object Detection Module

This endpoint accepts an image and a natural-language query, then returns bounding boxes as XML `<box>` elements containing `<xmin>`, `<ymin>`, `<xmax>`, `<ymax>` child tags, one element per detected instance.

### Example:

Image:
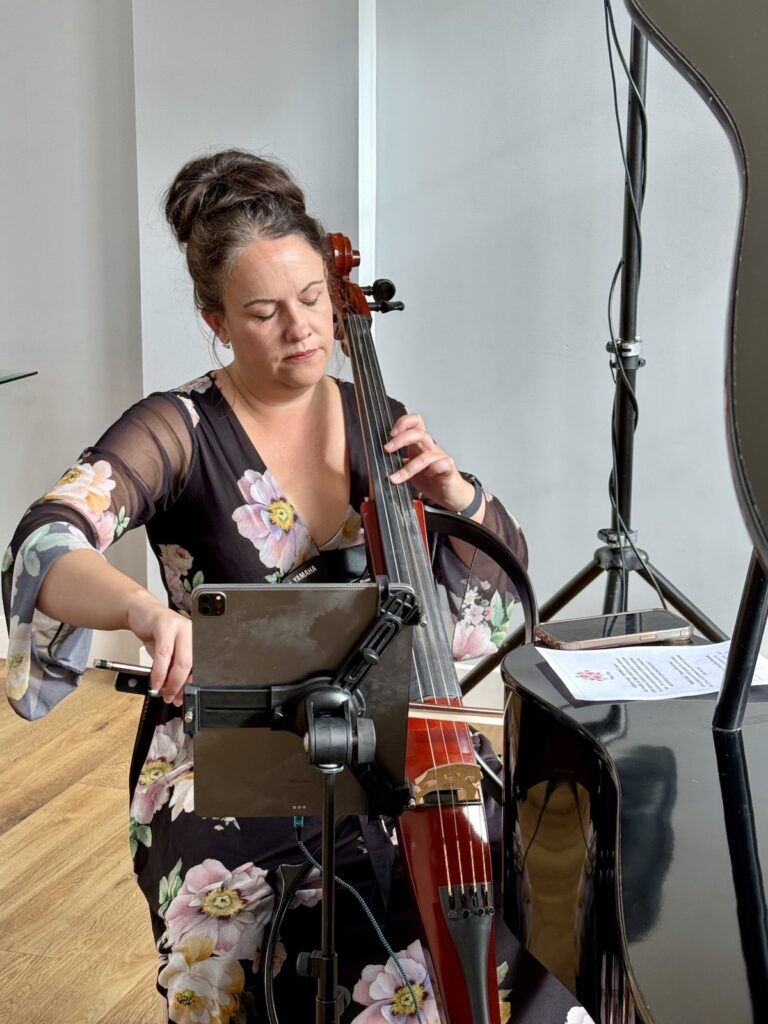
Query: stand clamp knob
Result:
<box><xmin>296</xmin><ymin>951</ymin><xmax>313</xmax><ymax>978</ymax></box>
<box><xmin>606</xmin><ymin>336</ymin><xmax>646</xmax><ymax>368</ymax></box>
<box><xmin>304</xmin><ymin>695</ymin><xmax>377</xmax><ymax>768</ymax></box>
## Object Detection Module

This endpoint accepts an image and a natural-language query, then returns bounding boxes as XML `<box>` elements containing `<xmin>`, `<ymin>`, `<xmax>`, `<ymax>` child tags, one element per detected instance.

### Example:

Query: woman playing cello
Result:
<box><xmin>2</xmin><ymin>148</ymin><xmax>576</xmax><ymax>1023</ymax></box>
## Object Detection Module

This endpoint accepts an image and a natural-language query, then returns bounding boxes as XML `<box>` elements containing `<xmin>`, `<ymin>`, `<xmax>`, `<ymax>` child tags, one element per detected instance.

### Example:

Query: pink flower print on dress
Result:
<box><xmin>91</xmin><ymin>511</ymin><xmax>118</xmax><ymax>551</ymax></box>
<box><xmin>231</xmin><ymin>469</ymin><xmax>312</xmax><ymax>573</ymax></box>
<box><xmin>452</xmin><ymin>620</ymin><xmax>496</xmax><ymax>660</ymax></box>
<box><xmin>130</xmin><ymin>719</ymin><xmax>192</xmax><ymax>825</ymax></box>
<box><xmin>166</xmin><ymin>571</ymin><xmax>191</xmax><ymax>613</ymax></box>
<box><xmin>176</xmin><ymin>375</ymin><xmax>213</xmax><ymax>396</ymax></box>
<box><xmin>45</xmin><ymin>460</ymin><xmax>115</xmax><ymax>512</ymax></box>
<box><xmin>288</xmin><ymin>867</ymin><xmax>322</xmax><ymax>909</ymax></box>
<box><xmin>465</xmin><ymin>603</ymin><xmax>486</xmax><ymax>627</ymax></box>
<box><xmin>169</xmin><ymin>772</ymin><xmax>195</xmax><ymax>820</ymax></box>
<box><xmin>159</xmin><ymin>544</ymin><xmax>195</xmax><ymax>575</ymax></box>
<box><xmin>350</xmin><ymin>940</ymin><xmax>443</xmax><ymax>1023</ymax></box>
<box><xmin>164</xmin><ymin>859</ymin><xmax>275</xmax><ymax>961</ymax></box>
<box><xmin>158</xmin><ymin>544</ymin><xmax>196</xmax><ymax>614</ymax></box>
<box><xmin>158</xmin><ymin>935</ymin><xmax>244</xmax><ymax>1024</ymax></box>
<box><xmin>44</xmin><ymin>460</ymin><xmax>118</xmax><ymax>551</ymax></box>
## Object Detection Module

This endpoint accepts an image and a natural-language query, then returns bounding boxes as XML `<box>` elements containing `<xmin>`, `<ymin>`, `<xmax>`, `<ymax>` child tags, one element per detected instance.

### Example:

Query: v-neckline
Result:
<box><xmin>208</xmin><ymin>371</ymin><xmax>356</xmax><ymax>550</ymax></box>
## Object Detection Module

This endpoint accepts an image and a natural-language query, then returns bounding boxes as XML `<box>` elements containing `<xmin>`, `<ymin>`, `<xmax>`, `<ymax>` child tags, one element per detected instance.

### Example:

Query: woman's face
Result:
<box><xmin>204</xmin><ymin>234</ymin><xmax>334</xmax><ymax>397</ymax></box>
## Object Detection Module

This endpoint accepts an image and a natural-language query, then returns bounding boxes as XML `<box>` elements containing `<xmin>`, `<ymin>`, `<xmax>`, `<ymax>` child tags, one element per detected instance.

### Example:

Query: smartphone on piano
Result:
<box><xmin>534</xmin><ymin>608</ymin><xmax>693</xmax><ymax>650</ymax></box>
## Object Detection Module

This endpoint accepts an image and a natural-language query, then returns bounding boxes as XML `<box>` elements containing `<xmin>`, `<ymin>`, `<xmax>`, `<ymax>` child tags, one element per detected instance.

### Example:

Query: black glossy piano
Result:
<box><xmin>503</xmin><ymin>646</ymin><xmax>768</xmax><ymax>1022</ymax></box>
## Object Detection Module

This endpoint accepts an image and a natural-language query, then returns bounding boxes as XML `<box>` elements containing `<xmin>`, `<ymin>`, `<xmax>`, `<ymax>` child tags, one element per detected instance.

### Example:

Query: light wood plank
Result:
<box><xmin>80</xmin><ymin>757</ymin><xmax>133</xmax><ymax>790</ymax></box>
<box><xmin>0</xmin><ymin>668</ymin><xmax>120</xmax><ymax>766</ymax></box>
<box><xmin>0</xmin><ymin>664</ymin><xmax>159</xmax><ymax>1023</ymax></box>
<box><xmin>0</xmin><ymin>709</ymin><xmax>139</xmax><ymax>833</ymax></box>
<box><xmin>0</xmin><ymin>785</ymin><xmax>144</xmax><ymax>957</ymax></box>
<box><xmin>97</xmin><ymin>986</ymin><xmax>167</xmax><ymax>1024</ymax></box>
<box><xmin>0</xmin><ymin>948</ymin><xmax>59</xmax><ymax>1019</ymax></box>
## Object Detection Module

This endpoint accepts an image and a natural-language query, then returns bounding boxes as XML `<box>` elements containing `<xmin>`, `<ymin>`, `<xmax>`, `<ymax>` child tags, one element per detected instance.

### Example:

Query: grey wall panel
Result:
<box><xmin>0</xmin><ymin>0</ymin><xmax>143</xmax><ymax>661</ymax></box>
<box><xmin>132</xmin><ymin>0</ymin><xmax>359</xmax><ymax>601</ymax></box>
<box><xmin>132</xmin><ymin>0</ymin><xmax>359</xmax><ymax>394</ymax></box>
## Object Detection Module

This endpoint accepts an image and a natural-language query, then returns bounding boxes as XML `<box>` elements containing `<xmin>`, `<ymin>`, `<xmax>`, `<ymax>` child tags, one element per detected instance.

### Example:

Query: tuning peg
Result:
<box><xmin>369</xmin><ymin>300</ymin><xmax>405</xmax><ymax>314</ymax></box>
<box><xmin>362</xmin><ymin>279</ymin><xmax>398</xmax><ymax>303</ymax></box>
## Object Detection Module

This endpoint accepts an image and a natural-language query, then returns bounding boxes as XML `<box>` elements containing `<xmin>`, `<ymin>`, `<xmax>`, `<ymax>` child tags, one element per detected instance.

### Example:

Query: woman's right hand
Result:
<box><xmin>126</xmin><ymin>592</ymin><xmax>192</xmax><ymax>705</ymax></box>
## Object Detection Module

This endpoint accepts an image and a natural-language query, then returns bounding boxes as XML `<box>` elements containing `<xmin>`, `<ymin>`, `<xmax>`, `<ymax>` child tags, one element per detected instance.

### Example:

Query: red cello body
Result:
<box><xmin>330</xmin><ymin>234</ymin><xmax>501</xmax><ymax>1024</ymax></box>
<box><xmin>396</xmin><ymin>712</ymin><xmax>499</xmax><ymax>1024</ymax></box>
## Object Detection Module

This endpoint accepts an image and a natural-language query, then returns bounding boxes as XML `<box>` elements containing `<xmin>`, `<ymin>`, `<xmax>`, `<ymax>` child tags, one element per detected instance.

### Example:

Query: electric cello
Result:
<box><xmin>329</xmin><ymin>233</ymin><xmax>502</xmax><ymax>1024</ymax></box>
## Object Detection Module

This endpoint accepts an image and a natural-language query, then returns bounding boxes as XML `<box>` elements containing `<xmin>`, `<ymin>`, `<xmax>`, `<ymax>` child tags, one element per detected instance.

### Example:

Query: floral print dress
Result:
<box><xmin>2</xmin><ymin>373</ymin><xmax>585</xmax><ymax>1024</ymax></box>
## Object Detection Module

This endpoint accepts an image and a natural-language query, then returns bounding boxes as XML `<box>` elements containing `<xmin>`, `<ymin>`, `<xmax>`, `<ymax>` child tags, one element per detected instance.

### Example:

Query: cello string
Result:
<box><xmin>354</xmin><ymin>324</ymin><xmax>482</xmax><ymax>891</ymax></box>
<box><xmin>351</xmin><ymin>315</ymin><xmax>484</xmax><ymax>895</ymax></box>
<box><xmin>348</xmin><ymin>316</ymin><xmax>437</xmax><ymax>680</ymax></box>
<box><xmin>348</xmin><ymin>312</ymin><xmax>474</xmax><ymax>892</ymax></box>
<box><xmin>346</xmin><ymin>314</ymin><xmax>456</xmax><ymax>886</ymax></box>
<box><xmin>351</xmin><ymin>316</ymin><xmax>451</xmax><ymax>708</ymax></box>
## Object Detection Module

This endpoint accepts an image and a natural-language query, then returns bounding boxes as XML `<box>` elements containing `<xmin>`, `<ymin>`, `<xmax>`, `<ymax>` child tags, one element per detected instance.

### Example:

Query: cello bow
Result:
<box><xmin>328</xmin><ymin>232</ymin><xmax>501</xmax><ymax>1024</ymax></box>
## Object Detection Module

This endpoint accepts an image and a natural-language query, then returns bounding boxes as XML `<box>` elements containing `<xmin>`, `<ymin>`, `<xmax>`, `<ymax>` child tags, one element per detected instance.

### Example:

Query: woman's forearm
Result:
<box><xmin>36</xmin><ymin>548</ymin><xmax>191</xmax><ymax>703</ymax></box>
<box><xmin>37</xmin><ymin>548</ymin><xmax>161</xmax><ymax>630</ymax></box>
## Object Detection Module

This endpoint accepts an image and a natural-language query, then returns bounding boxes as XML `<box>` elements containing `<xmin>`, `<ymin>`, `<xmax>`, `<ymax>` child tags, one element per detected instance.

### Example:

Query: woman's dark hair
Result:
<box><xmin>164</xmin><ymin>149</ymin><xmax>327</xmax><ymax>312</ymax></box>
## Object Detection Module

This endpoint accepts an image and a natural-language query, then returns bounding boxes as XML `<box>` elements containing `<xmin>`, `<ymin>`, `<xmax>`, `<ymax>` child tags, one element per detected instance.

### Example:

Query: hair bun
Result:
<box><xmin>164</xmin><ymin>149</ymin><xmax>307</xmax><ymax>245</ymax></box>
<box><xmin>162</xmin><ymin>148</ymin><xmax>327</xmax><ymax>312</ymax></box>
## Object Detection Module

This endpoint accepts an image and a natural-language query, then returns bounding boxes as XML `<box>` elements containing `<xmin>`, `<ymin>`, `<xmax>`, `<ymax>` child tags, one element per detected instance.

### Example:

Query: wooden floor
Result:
<box><xmin>0</xmin><ymin>664</ymin><xmax>164</xmax><ymax>1024</ymax></box>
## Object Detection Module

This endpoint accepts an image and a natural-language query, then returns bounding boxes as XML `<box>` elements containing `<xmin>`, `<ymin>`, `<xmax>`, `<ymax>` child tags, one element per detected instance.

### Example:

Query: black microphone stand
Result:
<box><xmin>462</xmin><ymin>24</ymin><xmax>727</xmax><ymax>704</ymax></box>
<box><xmin>547</xmin><ymin>24</ymin><xmax>726</xmax><ymax>633</ymax></box>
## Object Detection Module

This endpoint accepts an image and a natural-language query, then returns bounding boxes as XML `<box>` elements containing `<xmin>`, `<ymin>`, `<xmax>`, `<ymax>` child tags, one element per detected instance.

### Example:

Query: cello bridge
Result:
<box><xmin>411</xmin><ymin>763</ymin><xmax>483</xmax><ymax>806</ymax></box>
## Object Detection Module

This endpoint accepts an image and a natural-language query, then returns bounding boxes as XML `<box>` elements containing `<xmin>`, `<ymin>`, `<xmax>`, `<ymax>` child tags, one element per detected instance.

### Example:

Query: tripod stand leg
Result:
<box><xmin>602</xmin><ymin>567</ymin><xmax>629</xmax><ymax>614</ymax></box>
<box><xmin>537</xmin><ymin>558</ymin><xmax>604</xmax><ymax>622</ymax></box>
<box><xmin>639</xmin><ymin>561</ymin><xmax>727</xmax><ymax>641</ymax></box>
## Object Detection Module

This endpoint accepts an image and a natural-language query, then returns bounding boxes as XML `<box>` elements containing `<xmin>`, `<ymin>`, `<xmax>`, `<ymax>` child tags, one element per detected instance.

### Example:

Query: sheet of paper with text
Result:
<box><xmin>536</xmin><ymin>641</ymin><xmax>768</xmax><ymax>702</ymax></box>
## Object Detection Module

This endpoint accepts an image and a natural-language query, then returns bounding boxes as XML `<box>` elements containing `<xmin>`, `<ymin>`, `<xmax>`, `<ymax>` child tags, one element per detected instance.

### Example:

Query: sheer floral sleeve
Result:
<box><xmin>432</xmin><ymin>490</ymin><xmax>529</xmax><ymax>662</ymax></box>
<box><xmin>2</xmin><ymin>393</ymin><xmax>195</xmax><ymax>719</ymax></box>
<box><xmin>383</xmin><ymin>392</ymin><xmax>529</xmax><ymax>663</ymax></box>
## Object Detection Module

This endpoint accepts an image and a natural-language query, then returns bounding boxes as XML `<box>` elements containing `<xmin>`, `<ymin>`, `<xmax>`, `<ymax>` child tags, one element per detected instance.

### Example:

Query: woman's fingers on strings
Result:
<box><xmin>389</xmin><ymin>412</ymin><xmax>425</xmax><ymax>435</ymax></box>
<box><xmin>385</xmin><ymin>420</ymin><xmax>434</xmax><ymax>454</ymax></box>
<box><xmin>390</xmin><ymin>450</ymin><xmax>455</xmax><ymax>485</ymax></box>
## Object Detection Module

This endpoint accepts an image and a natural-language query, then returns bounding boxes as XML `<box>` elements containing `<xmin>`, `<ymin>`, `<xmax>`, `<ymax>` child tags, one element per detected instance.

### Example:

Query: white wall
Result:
<box><xmin>131</xmin><ymin>0</ymin><xmax>360</xmax><ymax>604</ymax></box>
<box><xmin>132</xmin><ymin>0</ymin><xmax>359</xmax><ymax>394</ymax></box>
<box><xmin>374</xmin><ymin>1</ymin><xmax>757</xmax><ymax>649</ymax></box>
<box><xmin>0</xmin><ymin>0</ymin><xmax>144</xmax><ymax>662</ymax></box>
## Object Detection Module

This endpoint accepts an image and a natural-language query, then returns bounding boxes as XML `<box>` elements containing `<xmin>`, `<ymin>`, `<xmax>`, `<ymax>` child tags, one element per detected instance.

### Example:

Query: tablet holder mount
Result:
<box><xmin>181</xmin><ymin>577</ymin><xmax>419</xmax><ymax>1024</ymax></box>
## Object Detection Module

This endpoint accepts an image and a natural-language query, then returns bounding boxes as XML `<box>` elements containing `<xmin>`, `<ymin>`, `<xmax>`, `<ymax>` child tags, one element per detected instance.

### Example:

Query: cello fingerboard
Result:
<box><xmin>345</xmin><ymin>312</ymin><xmax>463</xmax><ymax>704</ymax></box>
